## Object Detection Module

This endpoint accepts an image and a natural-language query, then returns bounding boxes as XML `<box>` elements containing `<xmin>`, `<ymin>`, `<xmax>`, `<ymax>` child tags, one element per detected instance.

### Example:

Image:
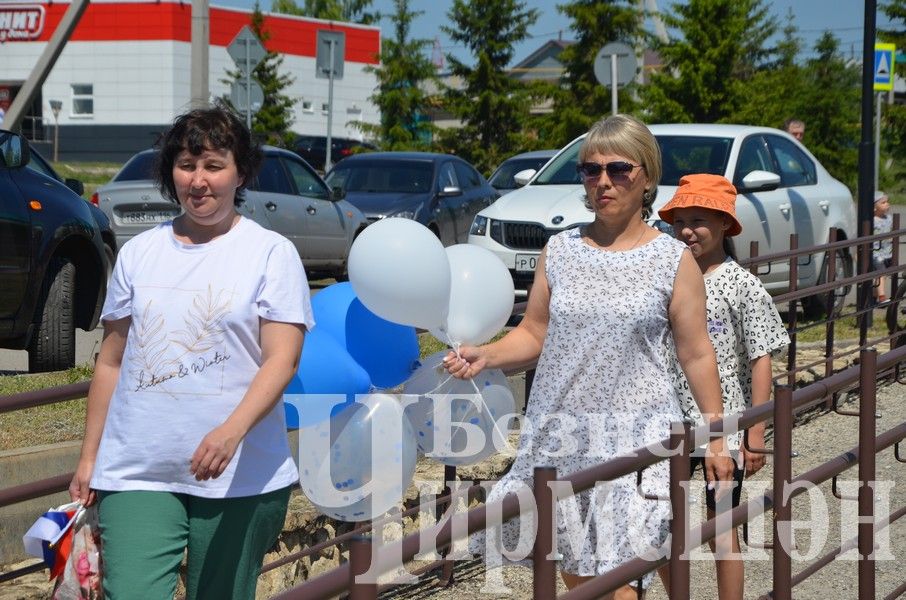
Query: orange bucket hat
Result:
<box><xmin>658</xmin><ymin>173</ymin><xmax>742</xmax><ymax>237</ymax></box>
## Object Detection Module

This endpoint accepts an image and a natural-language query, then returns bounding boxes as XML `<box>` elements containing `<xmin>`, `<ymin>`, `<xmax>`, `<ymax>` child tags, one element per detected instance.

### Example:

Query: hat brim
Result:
<box><xmin>658</xmin><ymin>204</ymin><xmax>743</xmax><ymax>237</ymax></box>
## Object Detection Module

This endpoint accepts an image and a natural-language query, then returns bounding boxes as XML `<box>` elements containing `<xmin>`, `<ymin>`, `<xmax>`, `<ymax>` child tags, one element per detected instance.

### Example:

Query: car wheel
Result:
<box><xmin>27</xmin><ymin>259</ymin><xmax>76</xmax><ymax>373</ymax></box>
<box><xmin>803</xmin><ymin>249</ymin><xmax>853</xmax><ymax>320</ymax></box>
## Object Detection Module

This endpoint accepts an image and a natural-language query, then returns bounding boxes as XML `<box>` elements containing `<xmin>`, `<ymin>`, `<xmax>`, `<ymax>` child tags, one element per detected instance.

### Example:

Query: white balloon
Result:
<box><xmin>430</xmin><ymin>244</ymin><xmax>515</xmax><ymax>346</ymax></box>
<box><xmin>297</xmin><ymin>394</ymin><xmax>418</xmax><ymax>522</ymax></box>
<box><xmin>348</xmin><ymin>218</ymin><xmax>451</xmax><ymax>330</ymax></box>
<box><xmin>403</xmin><ymin>351</ymin><xmax>516</xmax><ymax>466</ymax></box>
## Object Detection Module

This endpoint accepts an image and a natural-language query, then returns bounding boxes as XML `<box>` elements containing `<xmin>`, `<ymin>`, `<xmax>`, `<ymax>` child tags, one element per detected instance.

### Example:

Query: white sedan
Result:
<box><xmin>468</xmin><ymin>124</ymin><xmax>857</xmax><ymax>315</ymax></box>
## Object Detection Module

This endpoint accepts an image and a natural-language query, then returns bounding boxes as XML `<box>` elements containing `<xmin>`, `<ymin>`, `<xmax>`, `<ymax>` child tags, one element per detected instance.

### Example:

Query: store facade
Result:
<box><xmin>1</xmin><ymin>0</ymin><xmax>381</xmax><ymax>161</ymax></box>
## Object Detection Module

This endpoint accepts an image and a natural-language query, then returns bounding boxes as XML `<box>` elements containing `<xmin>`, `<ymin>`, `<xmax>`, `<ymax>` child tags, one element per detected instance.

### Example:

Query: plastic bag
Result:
<box><xmin>50</xmin><ymin>504</ymin><xmax>104</xmax><ymax>600</ymax></box>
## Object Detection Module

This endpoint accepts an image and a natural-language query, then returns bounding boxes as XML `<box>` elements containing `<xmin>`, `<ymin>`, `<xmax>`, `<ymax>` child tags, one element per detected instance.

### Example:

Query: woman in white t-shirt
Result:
<box><xmin>68</xmin><ymin>105</ymin><xmax>314</xmax><ymax>599</ymax></box>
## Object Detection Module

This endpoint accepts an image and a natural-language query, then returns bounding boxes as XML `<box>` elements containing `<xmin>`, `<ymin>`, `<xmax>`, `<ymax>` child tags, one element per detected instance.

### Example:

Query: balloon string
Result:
<box><xmin>446</xmin><ymin>332</ymin><xmax>514</xmax><ymax>456</ymax></box>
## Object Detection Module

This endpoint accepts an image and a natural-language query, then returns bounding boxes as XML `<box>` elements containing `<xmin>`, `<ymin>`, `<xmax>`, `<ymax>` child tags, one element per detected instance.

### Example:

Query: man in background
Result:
<box><xmin>784</xmin><ymin>118</ymin><xmax>805</xmax><ymax>141</ymax></box>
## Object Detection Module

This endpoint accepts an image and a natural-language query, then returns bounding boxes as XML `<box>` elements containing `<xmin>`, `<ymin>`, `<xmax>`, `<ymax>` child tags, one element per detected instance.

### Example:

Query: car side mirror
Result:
<box><xmin>513</xmin><ymin>169</ymin><xmax>537</xmax><ymax>187</ymax></box>
<box><xmin>739</xmin><ymin>170</ymin><xmax>781</xmax><ymax>192</ymax></box>
<box><xmin>65</xmin><ymin>178</ymin><xmax>84</xmax><ymax>196</ymax></box>
<box><xmin>438</xmin><ymin>185</ymin><xmax>462</xmax><ymax>197</ymax></box>
<box><xmin>0</xmin><ymin>131</ymin><xmax>30</xmax><ymax>168</ymax></box>
<box><xmin>331</xmin><ymin>186</ymin><xmax>345</xmax><ymax>201</ymax></box>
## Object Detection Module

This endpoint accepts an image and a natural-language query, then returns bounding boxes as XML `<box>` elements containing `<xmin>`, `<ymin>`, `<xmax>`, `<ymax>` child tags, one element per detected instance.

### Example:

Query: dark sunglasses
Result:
<box><xmin>576</xmin><ymin>161</ymin><xmax>643</xmax><ymax>179</ymax></box>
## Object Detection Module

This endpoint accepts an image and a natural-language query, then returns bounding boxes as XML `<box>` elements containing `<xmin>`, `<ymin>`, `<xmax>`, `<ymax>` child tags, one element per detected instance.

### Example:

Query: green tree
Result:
<box><xmin>641</xmin><ymin>0</ymin><xmax>777</xmax><ymax>123</ymax></box>
<box><xmin>270</xmin><ymin>0</ymin><xmax>377</xmax><ymax>24</ymax></box>
<box><xmin>361</xmin><ymin>0</ymin><xmax>436</xmax><ymax>149</ymax></box>
<box><xmin>798</xmin><ymin>32</ymin><xmax>860</xmax><ymax>191</ymax></box>
<box><xmin>732</xmin><ymin>12</ymin><xmax>808</xmax><ymax>128</ymax></box>
<box><xmin>223</xmin><ymin>3</ymin><xmax>296</xmax><ymax>147</ymax></box>
<box><xmin>438</xmin><ymin>0</ymin><xmax>539</xmax><ymax>173</ymax></box>
<box><xmin>542</xmin><ymin>0</ymin><xmax>644</xmax><ymax>146</ymax></box>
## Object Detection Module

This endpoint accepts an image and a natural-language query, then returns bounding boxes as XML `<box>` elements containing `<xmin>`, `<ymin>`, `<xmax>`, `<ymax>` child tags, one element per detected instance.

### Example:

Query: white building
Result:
<box><xmin>0</xmin><ymin>0</ymin><xmax>381</xmax><ymax>161</ymax></box>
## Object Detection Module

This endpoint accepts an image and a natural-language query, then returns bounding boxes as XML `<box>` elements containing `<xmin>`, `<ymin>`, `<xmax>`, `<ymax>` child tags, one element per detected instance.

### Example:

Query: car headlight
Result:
<box><xmin>391</xmin><ymin>210</ymin><xmax>417</xmax><ymax>220</ymax></box>
<box><xmin>470</xmin><ymin>215</ymin><xmax>488</xmax><ymax>236</ymax></box>
<box><xmin>652</xmin><ymin>219</ymin><xmax>674</xmax><ymax>235</ymax></box>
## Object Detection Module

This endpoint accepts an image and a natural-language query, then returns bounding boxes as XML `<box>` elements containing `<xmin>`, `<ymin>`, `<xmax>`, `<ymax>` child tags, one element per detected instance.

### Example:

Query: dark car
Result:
<box><xmin>0</xmin><ymin>130</ymin><xmax>109</xmax><ymax>372</ymax></box>
<box><xmin>293</xmin><ymin>135</ymin><xmax>378</xmax><ymax>172</ymax></box>
<box><xmin>324</xmin><ymin>152</ymin><xmax>499</xmax><ymax>246</ymax></box>
<box><xmin>487</xmin><ymin>149</ymin><xmax>558</xmax><ymax>195</ymax></box>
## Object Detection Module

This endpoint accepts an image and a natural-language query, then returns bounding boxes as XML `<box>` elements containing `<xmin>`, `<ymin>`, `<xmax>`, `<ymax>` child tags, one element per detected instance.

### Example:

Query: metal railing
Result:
<box><xmin>1</xmin><ymin>229</ymin><xmax>905</xmax><ymax>597</ymax></box>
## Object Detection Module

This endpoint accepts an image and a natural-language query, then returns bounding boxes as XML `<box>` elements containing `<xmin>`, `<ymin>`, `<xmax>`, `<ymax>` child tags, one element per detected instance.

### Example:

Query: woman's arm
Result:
<box><xmin>69</xmin><ymin>317</ymin><xmax>130</xmax><ymax>506</ymax></box>
<box><xmin>742</xmin><ymin>353</ymin><xmax>772</xmax><ymax>475</ymax></box>
<box><xmin>189</xmin><ymin>319</ymin><xmax>305</xmax><ymax>481</ymax></box>
<box><xmin>444</xmin><ymin>246</ymin><xmax>550</xmax><ymax>378</ymax></box>
<box><xmin>669</xmin><ymin>251</ymin><xmax>734</xmax><ymax>485</ymax></box>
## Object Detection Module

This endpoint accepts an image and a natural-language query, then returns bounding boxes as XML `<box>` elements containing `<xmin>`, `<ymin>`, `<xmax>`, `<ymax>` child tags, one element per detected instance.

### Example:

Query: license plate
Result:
<box><xmin>515</xmin><ymin>253</ymin><xmax>538</xmax><ymax>272</ymax></box>
<box><xmin>121</xmin><ymin>210</ymin><xmax>178</xmax><ymax>224</ymax></box>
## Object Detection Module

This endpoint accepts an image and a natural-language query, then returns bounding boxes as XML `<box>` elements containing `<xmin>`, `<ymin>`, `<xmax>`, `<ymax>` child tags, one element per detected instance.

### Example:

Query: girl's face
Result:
<box><xmin>875</xmin><ymin>197</ymin><xmax>890</xmax><ymax>217</ymax></box>
<box><xmin>670</xmin><ymin>206</ymin><xmax>731</xmax><ymax>259</ymax></box>
<box><xmin>579</xmin><ymin>151</ymin><xmax>649</xmax><ymax>221</ymax></box>
<box><xmin>172</xmin><ymin>147</ymin><xmax>243</xmax><ymax>228</ymax></box>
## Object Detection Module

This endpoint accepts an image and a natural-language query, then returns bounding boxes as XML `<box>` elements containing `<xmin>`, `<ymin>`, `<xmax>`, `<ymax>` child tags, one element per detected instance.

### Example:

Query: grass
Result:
<box><xmin>0</xmin><ymin>365</ymin><xmax>93</xmax><ymax>451</ymax></box>
<box><xmin>52</xmin><ymin>161</ymin><xmax>121</xmax><ymax>202</ymax></box>
<box><xmin>790</xmin><ymin>311</ymin><xmax>890</xmax><ymax>343</ymax></box>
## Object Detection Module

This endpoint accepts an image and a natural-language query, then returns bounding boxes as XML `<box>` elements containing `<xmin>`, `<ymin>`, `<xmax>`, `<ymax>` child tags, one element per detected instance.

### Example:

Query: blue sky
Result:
<box><xmin>215</xmin><ymin>0</ymin><xmax>897</xmax><ymax>66</ymax></box>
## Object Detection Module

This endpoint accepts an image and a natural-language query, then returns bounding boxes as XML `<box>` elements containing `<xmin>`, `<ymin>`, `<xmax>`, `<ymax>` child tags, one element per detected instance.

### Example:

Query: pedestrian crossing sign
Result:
<box><xmin>875</xmin><ymin>43</ymin><xmax>896</xmax><ymax>91</ymax></box>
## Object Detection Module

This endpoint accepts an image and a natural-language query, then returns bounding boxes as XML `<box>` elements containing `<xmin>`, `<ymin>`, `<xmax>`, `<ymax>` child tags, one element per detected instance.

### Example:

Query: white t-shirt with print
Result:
<box><xmin>91</xmin><ymin>217</ymin><xmax>315</xmax><ymax>498</ymax></box>
<box><xmin>675</xmin><ymin>258</ymin><xmax>790</xmax><ymax>451</ymax></box>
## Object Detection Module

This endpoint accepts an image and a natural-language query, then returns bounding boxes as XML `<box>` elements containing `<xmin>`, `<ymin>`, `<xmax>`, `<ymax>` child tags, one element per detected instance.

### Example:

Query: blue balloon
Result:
<box><xmin>283</xmin><ymin>327</ymin><xmax>372</xmax><ymax>428</ymax></box>
<box><xmin>312</xmin><ymin>282</ymin><xmax>420</xmax><ymax>388</ymax></box>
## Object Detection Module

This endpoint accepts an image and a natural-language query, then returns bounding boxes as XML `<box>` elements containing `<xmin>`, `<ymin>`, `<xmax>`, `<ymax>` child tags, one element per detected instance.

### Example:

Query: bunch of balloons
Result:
<box><xmin>348</xmin><ymin>217</ymin><xmax>515</xmax><ymax>347</ymax></box>
<box><xmin>284</xmin><ymin>282</ymin><xmax>422</xmax><ymax>521</ymax></box>
<box><xmin>350</xmin><ymin>218</ymin><xmax>518</xmax><ymax>466</ymax></box>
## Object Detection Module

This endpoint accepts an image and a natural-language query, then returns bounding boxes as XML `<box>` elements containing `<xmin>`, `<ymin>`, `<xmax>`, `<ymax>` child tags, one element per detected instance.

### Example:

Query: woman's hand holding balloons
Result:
<box><xmin>442</xmin><ymin>345</ymin><xmax>488</xmax><ymax>379</ymax></box>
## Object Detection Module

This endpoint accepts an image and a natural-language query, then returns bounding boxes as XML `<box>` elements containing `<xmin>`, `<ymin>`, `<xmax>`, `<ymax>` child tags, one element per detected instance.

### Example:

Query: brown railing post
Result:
<box><xmin>533</xmin><ymin>466</ymin><xmax>558</xmax><ymax>600</ymax></box>
<box><xmin>748</xmin><ymin>240</ymin><xmax>759</xmax><ymax>277</ymax></box>
<box><xmin>772</xmin><ymin>385</ymin><xmax>794</xmax><ymax>600</ymax></box>
<box><xmin>668</xmin><ymin>422</ymin><xmax>692</xmax><ymax>600</ymax></box>
<box><xmin>824</xmin><ymin>227</ymin><xmax>839</xmax><ymax>392</ymax></box>
<box><xmin>859</xmin><ymin>220</ymin><xmax>873</xmax><ymax>344</ymax></box>
<box><xmin>858</xmin><ymin>348</ymin><xmax>877</xmax><ymax>600</ymax></box>
<box><xmin>891</xmin><ymin>215</ymin><xmax>901</xmax><ymax>356</ymax></box>
<box><xmin>787</xmin><ymin>234</ymin><xmax>798</xmax><ymax>388</ymax></box>
<box><xmin>437</xmin><ymin>464</ymin><xmax>458</xmax><ymax>586</ymax></box>
<box><xmin>349</xmin><ymin>535</ymin><xmax>378</xmax><ymax>600</ymax></box>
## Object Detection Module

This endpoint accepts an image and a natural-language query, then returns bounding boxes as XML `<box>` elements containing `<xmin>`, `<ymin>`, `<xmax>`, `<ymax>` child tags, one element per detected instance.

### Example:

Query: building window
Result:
<box><xmin>301</xmin><ymin>100</ymin><xmax>313</xmax><ymax>113</ymax></box>
<box><xmin>71</xmin><ymin>84</ymin><xmax>93</xmax><ymax>117</ymax></box>
<box><xmin>321</xmin><ymin>102</ymin><xmax>329</xmax><ymax>113</ymax></box>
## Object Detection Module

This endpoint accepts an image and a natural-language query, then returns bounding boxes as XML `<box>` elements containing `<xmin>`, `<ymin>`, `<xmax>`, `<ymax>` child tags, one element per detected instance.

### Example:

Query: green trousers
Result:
<box><xmin>97</xmin><ymin>486</ymin><xmax>290</xmax><ymax>600</ymax></box>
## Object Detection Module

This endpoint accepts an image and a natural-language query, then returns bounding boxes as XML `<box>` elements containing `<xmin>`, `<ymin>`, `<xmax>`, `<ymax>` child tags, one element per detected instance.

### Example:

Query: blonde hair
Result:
<box><xmin>579</xmin><ymin>114</ymin><xmax>661</xmax><ymax>218</ymax></box>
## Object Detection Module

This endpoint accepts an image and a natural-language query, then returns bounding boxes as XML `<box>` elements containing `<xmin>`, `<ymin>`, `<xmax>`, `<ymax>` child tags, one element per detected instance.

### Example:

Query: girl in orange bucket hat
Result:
<box><xmin>658</xmin><ymin>174</ymin><xmax>790</xmax><ymax>600</ymax></box>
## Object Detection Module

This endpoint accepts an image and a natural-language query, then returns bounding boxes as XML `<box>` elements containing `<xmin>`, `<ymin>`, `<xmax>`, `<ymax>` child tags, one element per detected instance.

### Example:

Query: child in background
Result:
<box><xmin>658</xmin><ymin>174</ymin><xmax>790</xmax><ymax>600</ymax></box>
<box><xmin>874</xmin><ymin>191</ymin><xmax>893</xmax><ymax>304</ymax></box>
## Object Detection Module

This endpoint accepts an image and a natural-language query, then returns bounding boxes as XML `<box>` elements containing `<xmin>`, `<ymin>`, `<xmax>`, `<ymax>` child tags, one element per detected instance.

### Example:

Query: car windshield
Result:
<box><xmin>489</xmin><ymin>157</ymin><xmax>551</xmax><ymax>189</ymax></box>
<box><xmin>114</xmin><ymin>152</ymin><xmax>155</xmax><ymax>182</ymax></box>
<box><xmin>326</xmin><ymin>161</ymin><xmax>433</xmax><ymax>193</ymax></box>
<box><xmin>530</xmin><ymin>134</ymin><xmax>733</xmax><ymax>187</ymax></box>
<box><xmin>656</xmin><ymin>135</ymin><xmax>732</xmax><ymax>185</ymax></box>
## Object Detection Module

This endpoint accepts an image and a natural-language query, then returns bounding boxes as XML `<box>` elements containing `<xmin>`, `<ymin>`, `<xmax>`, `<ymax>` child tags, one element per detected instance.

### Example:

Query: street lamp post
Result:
<box><xmin>49</xmin><ymin>100</ymin><xmax>62</xmax><ymax>162</ymax></box>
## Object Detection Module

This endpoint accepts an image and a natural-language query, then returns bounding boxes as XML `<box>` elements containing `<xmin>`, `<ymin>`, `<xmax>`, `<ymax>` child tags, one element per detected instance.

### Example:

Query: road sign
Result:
<box><xmin>228</xmin><ymin>26</ymin><xmax>266</xmax><ymax>76</ymax></box>
<box><xmin>874</xmin><ymin>43</ymin><xmax>896</xmax><ymax>92</ymax></box>
<box><xmin>593</xmin><ymin>42</ymin><xmax>636</xmax><ymax>87</ymax></box>
<box><xmin>316</xmin><ymin>30</ymin><xmax>345</xmax><ymax>79</ymax></box>
<box><xmin>230</xmin><ymin>79</ymin><xmax>263</xmax><ymax>115</ymax></box>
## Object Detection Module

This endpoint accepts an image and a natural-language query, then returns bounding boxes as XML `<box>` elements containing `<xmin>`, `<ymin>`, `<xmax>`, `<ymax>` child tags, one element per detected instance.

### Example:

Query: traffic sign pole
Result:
<box><xmin>246</xmin><ymin>41</ymin><xmax>252</xmax><ymax>129</ymax></box>
<box><xmin>611</xmin><ymin>54</ymin><xmax>618</xmax><ymax>115</ymax></box>
<box><xmin>326</xmin><ymin>38</ymin><xmax>335</xmax><ymax>170</ymax></box>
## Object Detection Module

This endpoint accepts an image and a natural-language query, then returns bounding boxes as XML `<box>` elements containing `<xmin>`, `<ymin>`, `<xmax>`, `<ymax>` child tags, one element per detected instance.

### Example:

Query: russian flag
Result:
<box><xmin>22</xmin><ymin>502</ymin><xmax>83</xmax><ymax>579</ymax></box>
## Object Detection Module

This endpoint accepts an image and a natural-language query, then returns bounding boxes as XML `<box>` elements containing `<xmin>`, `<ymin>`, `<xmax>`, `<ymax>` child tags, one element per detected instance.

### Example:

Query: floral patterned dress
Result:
<box><xmin>473</xmin><ymin>228</ymin><xmax>687</xmax><ymax>587</ymax></box>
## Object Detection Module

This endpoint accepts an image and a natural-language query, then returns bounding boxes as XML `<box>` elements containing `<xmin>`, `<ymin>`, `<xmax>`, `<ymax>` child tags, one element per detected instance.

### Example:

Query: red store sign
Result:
<box><xmin>0</xmin><ymin>5</ymin><xmax>45</xmax><ymax>42</ymax></box>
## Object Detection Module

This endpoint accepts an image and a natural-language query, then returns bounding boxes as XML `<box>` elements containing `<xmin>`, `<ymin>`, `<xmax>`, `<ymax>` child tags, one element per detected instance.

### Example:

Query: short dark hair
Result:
<box><xmin>155</xmin><ymin>104</ymin><xmax>262</xmax><ymax>206</ymax></box>
<box><xmin>783</xmin><ymin>118</ymin><xmax>804</xmax><ymax>131</ymax></box>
